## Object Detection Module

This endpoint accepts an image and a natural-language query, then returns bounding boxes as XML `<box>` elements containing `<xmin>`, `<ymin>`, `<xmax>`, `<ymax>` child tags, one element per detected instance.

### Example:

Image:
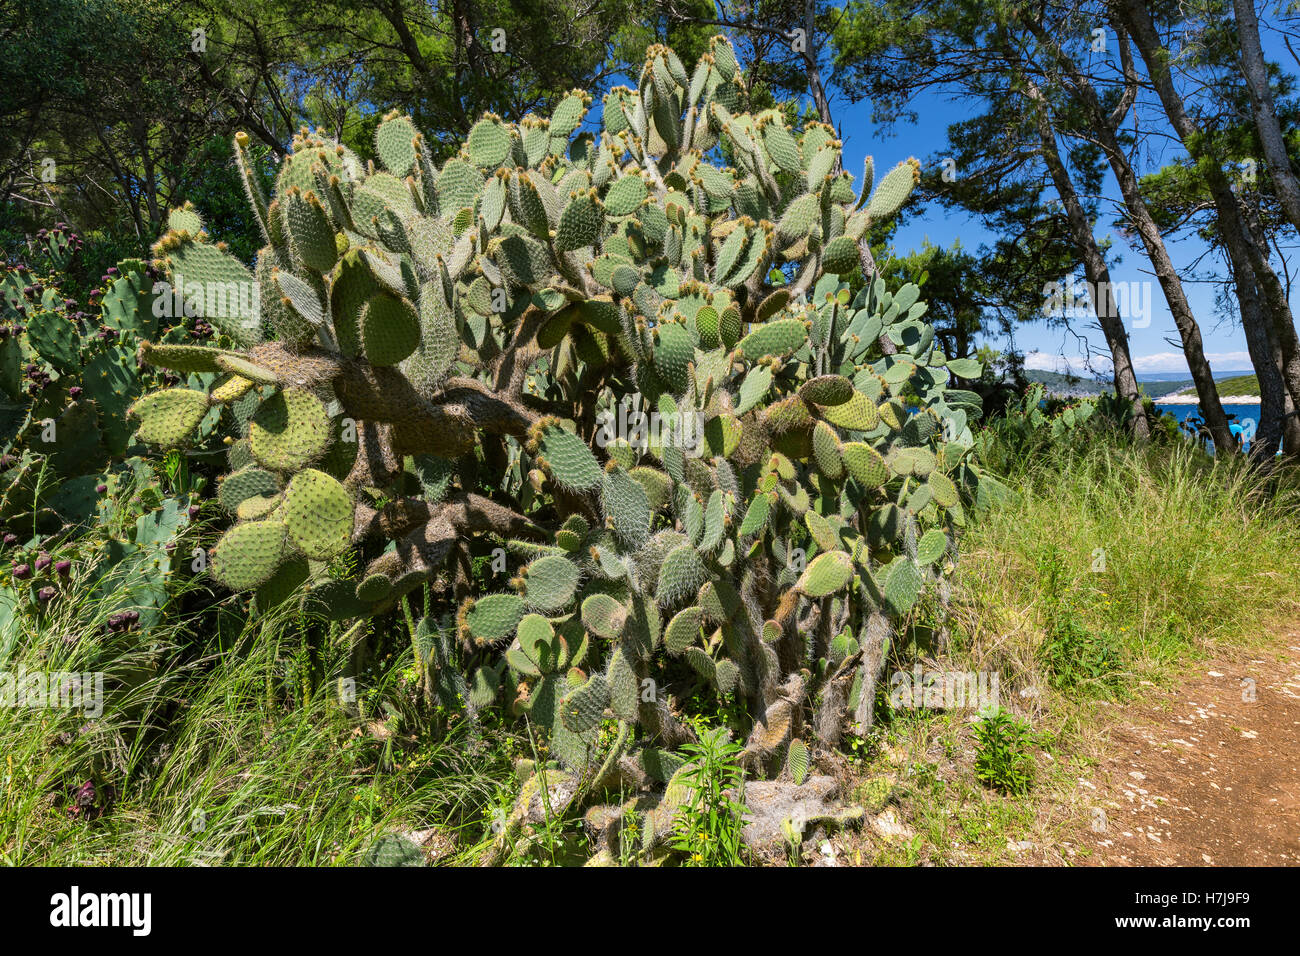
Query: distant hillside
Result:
<box><xmin>1024</xmin><ymin>370</ymin><xmax>1108</xmax><ymax>396</ymax></box>
<box><xmin>1139</xmin><ymin>378</ymin><xmax>1195</xmax><ymax>399</ymax></box>
<box><xmin>1209</xmin><ymin>374</ymin><xmax>1259</xmax><ymax>396</ymax></box>
<box><xmin>1025</xmin><ymin>369</ymin><xmax>1258</xmax><ymax>400</ymax></box>
<box><xmin>1162</xmin><ymin>374</ymin><xmax>1260</xmax><ymax>398</ymax></box>
<box><xmin>1026</xmin><ymin>370</ymin><xmax>1191</xmax><ymax>399</ymax></box>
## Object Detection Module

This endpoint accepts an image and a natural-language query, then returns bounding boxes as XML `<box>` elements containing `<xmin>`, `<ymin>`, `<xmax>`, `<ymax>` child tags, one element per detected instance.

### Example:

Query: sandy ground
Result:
<box><xmin>1072</xmin><ymin>625</ymin><xmax>1300</xmax><ymax>865</ymax></box>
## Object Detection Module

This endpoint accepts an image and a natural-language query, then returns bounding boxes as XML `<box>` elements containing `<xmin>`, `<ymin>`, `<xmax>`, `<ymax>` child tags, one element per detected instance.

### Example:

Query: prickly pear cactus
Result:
<box><xmin>131</xmin><ymin>38</ymin><xmax>1004</xmax><ymax>819</ymax></box>
<box><xmin>0</xmin><ymin>252</ymin><xmax>217</xmax><ymax>537</ymax></box>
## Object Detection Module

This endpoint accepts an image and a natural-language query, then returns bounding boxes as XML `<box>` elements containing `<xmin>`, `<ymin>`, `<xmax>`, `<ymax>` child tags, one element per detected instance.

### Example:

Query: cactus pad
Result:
<box><xmin>249</xmin><ymin>388</ymin><xmax>332</xmax><ymax>471</ymax></box>
<box><xmin>284</xmin><ymin>468</ymin><xmax>354</xmax><ymax>559</ymax></box>
<box><xmin>463</xmin><ymin>593</ymin><xmax>527</xmax><ymax>643</ymax></box>
<box><xmin>534</xmin><ymin>424</ymin><xmax>602</xmax><ymax>492</ymax></box>
<box><xmin>521</xmin><ymin>555</ymin><xmax>580</xmax><ymax>612</ymax></box>
<box><xmin>664</xmin><ymin>605</ymin><xmax>704</xmax><ymax>655</ymax></box>
<box><xmin>361</xmin><ymin>292</ymin><xmax>421</xmax><ymax>366</ymax></box>
<box><xmin>131</xmin><ymin>389</ymin><xmax>210</xmax><ymax>448</ymax></box>
<box><xmin>561</xmin><ymin>673</ymin><xmax>610</xmax><ymax>733</ymax></box>
<box><xmin>210</xmin><ymin>518</ymin><xmax>289</xmax><ymax>590</ymax></box>
<box><xmin>581</xmin><ymin>593</ymin><xmax>628</xmax><ymax>639</ymax></box>
<box><xmin>796</xmin><ymin>550</ymin><xmax>854</xmax><ymax>598</ymax></box>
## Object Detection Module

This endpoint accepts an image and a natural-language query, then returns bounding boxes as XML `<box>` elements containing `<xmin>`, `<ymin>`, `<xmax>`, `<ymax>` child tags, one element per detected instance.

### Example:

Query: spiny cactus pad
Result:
<box><xmin>129</xmin><ymin>389</ymin><xmax>210</xmax><ymax>448</ymax></box>
<box><xmin>248</xmin><ymin>388</ymin><xmax>332</xmax><ymax>471</ymax></box>
<box><xmin>534</xmin><ymin>424</ymin><xmax>603</xmax><ymax>492</ymax></box>
<box><xmin>581</xmin><ymin>593</ymin><xmax>628</xmax><ymax>639</ymax></box>
<box><xmin>521</xmin><ymin>555</ymin><xmax>581</xmax><ymax>612</ymax></box>
<box><xmin>219</xmin><ymin>465</ymin><xmax>280</xmax><ymax>513</ymax></box>
<box><xmin>284</xmin><ymin>469</ymin><xmax>353</xmax><ymax>559</ymax></box>
<box><xmin>209</xmin><ymin>519</ymin><xmax>289</xmax><ymax>590</ymax></box>
<box><xmin>463</xmin><ymin>593</ymin><xmax>527</xmax><ymax>643</ymax></box>
<box><xmin>796</xmin><ymin>550</ymin><xmax>854</xmax><ymax>598</ymax></box>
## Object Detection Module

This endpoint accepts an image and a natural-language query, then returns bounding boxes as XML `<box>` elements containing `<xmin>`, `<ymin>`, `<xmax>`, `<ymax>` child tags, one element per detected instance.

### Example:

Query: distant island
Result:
<box><xmin>1156</xmin><ymin>374</ymin><xmax>1260</xmax><ymax>403</ymax></box>
<box><xmin>1024</xmin><ymin>370</ymin><xmax>1260</xmax><ymax>402</ymax></box>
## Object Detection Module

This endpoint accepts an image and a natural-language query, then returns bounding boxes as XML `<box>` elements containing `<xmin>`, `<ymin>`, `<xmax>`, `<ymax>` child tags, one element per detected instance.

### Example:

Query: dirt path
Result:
<box><xmin>1073</xmin><ymin>625</ymin><xmax>1300</xmax><ymax>865</ymax></box>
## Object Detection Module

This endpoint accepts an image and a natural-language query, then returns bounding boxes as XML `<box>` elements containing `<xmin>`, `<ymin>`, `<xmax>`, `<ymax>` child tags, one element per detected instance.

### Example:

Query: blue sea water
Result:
<box><xmin>1153</xmin><ymin>402</ymin><xmax>1263</xmax><ymax>453</ymax></box>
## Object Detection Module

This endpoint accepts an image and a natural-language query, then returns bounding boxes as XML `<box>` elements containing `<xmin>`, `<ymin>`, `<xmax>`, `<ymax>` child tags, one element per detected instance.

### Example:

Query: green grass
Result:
<box><xmin>0</xmin><ymin>586</ymin><xmax>517</xmax><ymax>865</ymax></box>
<box><xmin>958</xmin><ymin>432</ymin><xmax>1300</xmax><ymax>679</ymax></box>
<box><xmin>1213</xmin><ymin>373</ymin><xmax>1260</xmax><ymax>396</ymax></box>
<box><xmin>843</xmin><ymin>428</ymin><xmax>1300</xmax><ymax>865</ymax></box>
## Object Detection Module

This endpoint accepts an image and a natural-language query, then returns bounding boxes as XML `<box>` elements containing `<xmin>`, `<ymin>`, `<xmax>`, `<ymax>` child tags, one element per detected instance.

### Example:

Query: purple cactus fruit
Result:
<box><xmin>2</xmin><ymin>534</ymin><xmax>16</xmax><ymax>546</ymax></box>
<box><xmin>106</xmin><ymin>266</ymin><xmax>118</xmax><ymax>276</ymax></box>
<box><xmin>188</xmin><ymin>505</ymin><xmax>200</xmax><ymax>518</ymax></box>
<box><xmin>12</xmin><ymin>563</ymin><xmax>30</xmax><ymax>579</ymax></box>
<box><xmin>34</xmin><ymin>552</ymin><xmax>51</xmax><ymax>572</ymax></box>
<box><xmin>95</xmin><ymin>483</ymin><xmax>107</xmax><ymax>494</ymax></box>
<box><xmin>69</xmin><ymin>386</ymin><xmax>82</xmax><ymax>398</ymax></box>
<box><xmin>55</xmin><ymin>560</ymin><xmax>71</xmax><ymax>576</ymax></box>
<box><xmin>36</xmin><ymin>586</ymin><xmax>55</xmax><ymax>603</ymax></box>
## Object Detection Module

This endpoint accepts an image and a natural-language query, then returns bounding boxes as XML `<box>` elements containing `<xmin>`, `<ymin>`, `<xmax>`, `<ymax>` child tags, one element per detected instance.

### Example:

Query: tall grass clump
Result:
<box><xmin>954</xmin><ymin>421</ymin><xmax>1300</xmax><ymax>701</ymax></box>
<box><xmin>0</xmin><ymin>585</ymin><xmax>515</xmax><ymax>865</ymax></box>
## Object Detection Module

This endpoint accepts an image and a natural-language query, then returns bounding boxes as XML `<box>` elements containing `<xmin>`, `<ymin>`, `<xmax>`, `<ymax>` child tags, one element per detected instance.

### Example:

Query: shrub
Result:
<box><xmin>972</xmin><ymin>706</ymin><xmax>1036</xmax><ymax>795</ymax></box>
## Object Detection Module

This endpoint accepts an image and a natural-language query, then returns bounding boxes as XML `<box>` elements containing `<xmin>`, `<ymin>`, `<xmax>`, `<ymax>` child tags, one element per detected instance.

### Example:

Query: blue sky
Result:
<box><xmin>817</xmin><ymin>19</ymin><xmax>1297</xmax><ymax>382</ymax></box>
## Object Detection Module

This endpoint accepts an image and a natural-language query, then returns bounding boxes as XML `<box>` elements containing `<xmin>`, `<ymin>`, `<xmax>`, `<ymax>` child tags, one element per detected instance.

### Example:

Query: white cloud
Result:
<box><xmin>1023</xmin><ymin>351</ymin><xmax>1081</xmax><ymax>373</ymax></box>
<box><xmin>1022</xmin><ymin>351</ymin><xmax>1106</xmax><ymax>376</ymax></box>
<box><xmin>1207</xmin><ymin>351</ymin><xmax>1253</xmax><ymax>369</ymax></box>
<box><xmin>1130</xmin><ymin>351</ymin><xmax>1252</xmax><ymax>373</ymax></box>
<box><xmin>1129</xmin><ymin>352</ymin><xmax>1185</xmax><ymax>373</ymax></box>
<box><xmin>1022</xmin><ymin>352</ymin><xmax>1057</xmax><ymax>371</ymax></box>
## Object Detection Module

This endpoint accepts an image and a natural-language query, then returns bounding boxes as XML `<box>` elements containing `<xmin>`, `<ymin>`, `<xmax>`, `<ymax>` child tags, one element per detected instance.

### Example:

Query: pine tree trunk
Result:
<box><xmin>1227</xmin><ymin>255</ymin><xmax>1284</xmax><ymax>459</ymax></box>
<box><xmin>1233</xmin><ymin>0</ymin><xmax>1300</xmax><ymax>233</ymax></box>
<box><xmin>1118</xmin><ymin>0</ymin><xmax>1300</xmax><ymax>449</ymax></box>
<box><xmin>1027</xmin><ymin>85</ymin><xmax>1149</xmax><ymax>439</ymax></box>
<box><xmin>1021</xmin><ymin>19</ymin><xmax>1236</xmax><ymax>453</ymax></box>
